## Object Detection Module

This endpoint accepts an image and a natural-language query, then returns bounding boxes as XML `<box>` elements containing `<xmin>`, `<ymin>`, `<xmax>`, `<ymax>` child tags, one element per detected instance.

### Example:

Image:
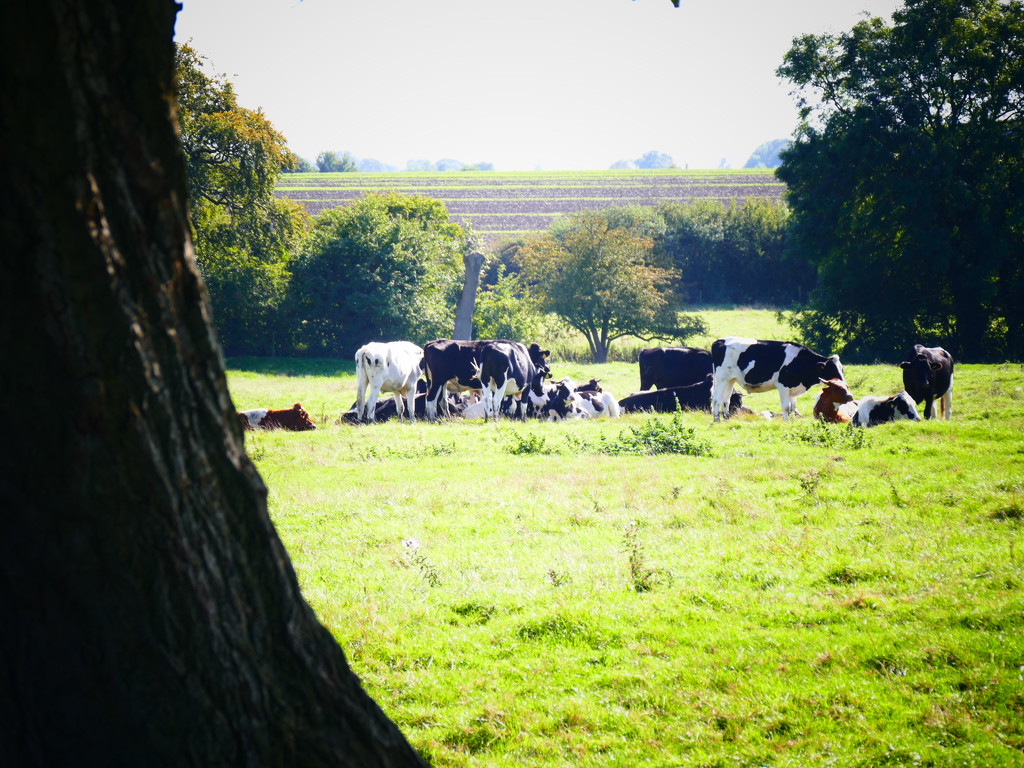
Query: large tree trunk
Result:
<box><xmin>0</xmin><ymin>2</ymin><xmax>426</xmax><ymax>766</ymax></box>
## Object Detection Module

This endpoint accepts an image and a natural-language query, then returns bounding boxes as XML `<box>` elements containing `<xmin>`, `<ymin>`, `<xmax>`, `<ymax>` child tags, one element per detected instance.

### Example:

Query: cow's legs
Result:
<box><xmin>778</xmin><ymin>386</ymin><xmax>795</xmax><ymax>421</ymax></box>
<box><xmin>711</xmin><ymin>375</ymin><xmax>734</xmax><ymax>422</ymax></box>
<box><xmin>425</xmin><ymin>382</ymin><xmax>444</xmax><ymax>422</ymax></box>
<box><xmin>940</xmin><ymin>378</ymin><xmax>952</xmax><ymax>420</ymax></box>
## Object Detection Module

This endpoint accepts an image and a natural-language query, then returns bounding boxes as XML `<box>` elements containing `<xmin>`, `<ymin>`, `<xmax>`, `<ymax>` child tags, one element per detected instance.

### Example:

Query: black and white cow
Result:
<box><xmin>711</xmin><ymin>337</ymin><xmax>845</xmax><ymax>422</ymax></box>
<box><xmin>422</xmin><ymin>339</ymin><xmax>489</xmax><ymax>421</ymax></box>
<box><xmin>619</xmin><ymin>375</ymin><xmax>744</xmax><ymax>415</ymax></box>
<box><xmin>475</xmin><ymin>340</ymin><xmax>551</xmax><ymax>420</ymax></box>
<box><xmin>565</xmin><ymin>390</ymin><xmax>621</xmax><ymax>419</ymax></box>
<box><xmin>851</xmin><ymin>391</ymin><xmax>921</xmax><ymax>427</ymax></box>
<box><xmin>638</xmin><ymin>346</ymin><xmax>713</xmax><ymax>390</ymax></box>
<box><xmin>899</xmin><ymin>344</ymin><xmax>953</xmax><ymax>420</ymax></box>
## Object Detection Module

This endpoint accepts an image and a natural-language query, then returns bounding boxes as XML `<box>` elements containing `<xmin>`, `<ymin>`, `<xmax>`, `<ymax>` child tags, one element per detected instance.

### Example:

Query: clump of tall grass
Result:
<box><xmin>761</xmin><ymin>418</ymin><xmax>870</xmax><ymax>450</ymax></box>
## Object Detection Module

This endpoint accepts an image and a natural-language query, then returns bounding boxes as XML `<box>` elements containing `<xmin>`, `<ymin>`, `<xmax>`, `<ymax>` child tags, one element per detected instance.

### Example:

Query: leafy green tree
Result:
<box><xmin>473</xmin><ymin>265</ymin><xmax>551</xmax><ymax>342</ymax></box>
<box><xmin>175</xmin><ymin>43</ymin><xmax>310</xmax><ymax>355</ymax></box>
<box><xmin>288</xmin><ymin>192</ymin><xmax>467</xmax><ymax>355</ymax></box>
<box><xmin>777</xmin><ymin>0</ymin><xmax>1024</xmax><ymax>361</ymax></box>
<box><xmin>517</xmin><ymin>210</ymin><xmax>704</xmax><ymax>362</ymax></box>
<box><xmin>316</xmin><ymin>150</ymin><xmax>358</xmax><ymax>173</ymax></box>
<box><xmin>658</xmin><ymin>199</ymin><xmax>808</xmax><ymax>306</ymax></box>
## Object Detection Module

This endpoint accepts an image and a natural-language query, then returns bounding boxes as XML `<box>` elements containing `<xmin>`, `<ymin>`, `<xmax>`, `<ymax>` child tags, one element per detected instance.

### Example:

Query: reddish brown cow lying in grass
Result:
<box><xmin>813</xmin><ymin>378</ymin><xmax>857</xmax><ymax>423</ymax></box>
<box><xmin>237</xmin><ymin>403</ymin><xmax>316</xmax><ymax>431</ymax></box>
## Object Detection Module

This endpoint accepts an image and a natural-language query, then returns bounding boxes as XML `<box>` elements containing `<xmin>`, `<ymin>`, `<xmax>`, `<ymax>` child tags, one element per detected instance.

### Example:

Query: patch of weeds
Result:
<box><xmin>889</xmin><ymin>480</ymin><xmax>908</xmax><ymax>508</ymax></box>
<box><xmin>597</xmin><ymin>412</ymin><xmax>714</xmax><ymax>457</ymax></box>
<box><xmin>546</xmin><ymin>568</ymin><xmax>571</xmax><ymax>587</ymax></box>
<box><xmin>865</xmin><ymin>654</ymin><xmax>908</xmax><ymax>677</ymax></box>
<box><xmin>798</xmin><ymin>468</ymin><xmax>825</xmax><ymax>497</ymax></box>
<box><xmin>401</xmin><ymin>540</ymin><xmax>442</xmax><ymax>587</ymax></box>
<box><xmin>825</xmin><ymin>565</ymin><xmax>871</xmax><ymax>585</ymax></box>
<box><xmin>504</xmin><ymin>430</ymin><xmax>556</xmax><ymax>455</ymax></box>
<box><xmin>246</xmin><ymin>437</ymin><xmax>267</xmax><ymax>462</ymax></box>
<box><xmin>359</xmin><ymin>442</ymin><xmax>455</xmax><ymax>461</ymax></box>
<box><xmin>623</xmin><ymin>520</ymin><xmax>673</xmax><ymax>592</ymax></box>
<box><xmin>449</xmin><ymin>602</ymin><xmax>497</xmax><ymax>625</ymax></box>
<box><xmin>515</xmin><ymin>614</ymin><xmax>605</xmax><ymax>648</ymax></box>
<box><xmin>768</xmin><ymin>419</ymin><xmax>870</xmax><ymax>450</ymax></box>
<box><xmin>990</xmin><ymin>502</ymin><xmax>1024</xmax><ymax>521</ymax></box>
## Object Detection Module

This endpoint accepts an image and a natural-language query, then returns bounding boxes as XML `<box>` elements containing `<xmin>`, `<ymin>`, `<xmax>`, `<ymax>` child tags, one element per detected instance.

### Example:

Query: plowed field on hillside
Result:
<box><xmin>275</xmin><ymin>169</ymin><xmax>786</xmax><ymax>244</ymax></box>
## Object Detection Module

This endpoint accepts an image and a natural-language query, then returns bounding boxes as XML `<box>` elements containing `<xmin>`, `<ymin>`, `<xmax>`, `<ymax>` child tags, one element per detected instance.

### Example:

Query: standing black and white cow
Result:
<box><xmin>711</xmin><ymin>337</ymin><xmax>845</xmax><ymax>421</ymax></box>
<box><xmin>422</xmin><ymin>339</ymin><xmax>489</xmax><ymax>421</ymax></box>
<box><xmin>899</xmin><ymin>345</ymin><xmax>953</xmax><ymax>420</ymax></box>
<box><xmin>852</xmin><ymin>391</ymin><xmax>921</xmax><ymax>427</ymax></box>
<box><xmin>638</xmin><ymin>346</ymin><xmax>713</xmax><ymax>390</ymax></box>
<box><xmin>475</xmin><ymin>340</ymin><xmax>551</xmax><ymax>420</ymax></box>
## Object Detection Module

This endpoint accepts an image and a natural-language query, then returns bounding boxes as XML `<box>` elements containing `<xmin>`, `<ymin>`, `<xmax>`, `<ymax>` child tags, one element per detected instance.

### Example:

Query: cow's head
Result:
<box><xmin>577</xmin><ymin>378</ymin><xmax>602</xmax><ymax>393</ymax></box>
<box><xmin>288</xmin><ymin>403</ymin><xmax>317</xmax><ymax>431</ymax></box>
<box><xmin>900</xmin><ymin>354</ymin><xmax>940</xmax><ymax>388</ymax></box>
<box><xmin>528</xmin><ymin>343</ymin><xmax>552</xmax><ymax>377</ymax></box>
<box><xmin>818</xmin><ymin>377</ymin><xmax>854</xmax><ymax>404</ymax></box>
<box><xmin>893</xmin><ymin>391</ymin><xmax>922</xmax><ymax>422</ymax></box>
<box><xmin>816</xmin><ymin>354</ymin><xmax>845</xmax><ymax>383</ymax></box>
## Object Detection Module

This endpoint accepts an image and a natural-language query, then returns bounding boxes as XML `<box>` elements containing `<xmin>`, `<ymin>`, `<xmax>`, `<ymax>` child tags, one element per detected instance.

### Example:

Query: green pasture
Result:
<box><xmin>227</xmin><ymin>311</ymin><xmax>1024</xmax><ymax>768</ymax></box>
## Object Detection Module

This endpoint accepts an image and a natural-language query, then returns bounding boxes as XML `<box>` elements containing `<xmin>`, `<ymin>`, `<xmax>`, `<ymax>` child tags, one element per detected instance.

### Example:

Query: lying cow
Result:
<box><xmin>813</xmin><ymin>378</ymin><xmax>858</xmax><ymax>423</ymax></box>
<box><xmin>237</xmin><ymin>403</ymin><xmax>316</xmax><ymax>431</ymax></box>
<box><xmin>900</xmin><ymin>345</ymin><xmax>953</xmax><ymax>420</ymax></box>
<box><xmin>638</xmin><ymin>346</ymin><xmax>713</xmax><ymax>390</ymax></box>
<box><xmin>851</xmin><ymin>391</ymin><xmax>921</xmax><ymax>427</ymax></box>
<box><xmin>618</xmin><ymin>375</ymin><xmax>743</xmax><ymax>415</ymax></box>
<box><xmin>354</xmin><ymin>340</ymin><xmax>423</xmax><ymax>423</ymax></box>
<box><xmin>711</xmin><ymin>337</ymin><xmax>845</xmax><ymax>422</ymax></box>
<box><xmin>565</xmin><ymin>390</ymin><xmax>621</xmax><ymax>419</ymax></box>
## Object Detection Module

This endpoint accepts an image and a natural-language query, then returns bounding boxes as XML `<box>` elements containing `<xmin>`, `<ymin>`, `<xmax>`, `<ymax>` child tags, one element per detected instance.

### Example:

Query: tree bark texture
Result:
<box><xmin>453</xmin><ymin>250</ymin><xmax>485</xmax><ymax>339</ymax></box>
<box><xmin>0</xmin><ymin>2</ymin><xmax>427</xmax><ymax>766</ymax></box>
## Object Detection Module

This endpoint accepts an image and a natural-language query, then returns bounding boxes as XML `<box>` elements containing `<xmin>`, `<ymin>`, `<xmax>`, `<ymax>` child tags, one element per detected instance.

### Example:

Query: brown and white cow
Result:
<box><xmin>813</xmin><ymin>378</ymin><xmax>858</xmax><ymax>423</ymax></box>
<box><xmin>237</xmin><ymin>403</ymin><xmax>316</xmax><ymax>431</ymax></box>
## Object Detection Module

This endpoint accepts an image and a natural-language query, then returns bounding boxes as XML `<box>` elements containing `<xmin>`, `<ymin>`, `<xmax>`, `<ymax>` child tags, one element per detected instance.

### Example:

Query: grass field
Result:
<box><xmin>226</xmin><ymin>309</ymin><xmax>1024</xmax><ymax>767</ymax></box>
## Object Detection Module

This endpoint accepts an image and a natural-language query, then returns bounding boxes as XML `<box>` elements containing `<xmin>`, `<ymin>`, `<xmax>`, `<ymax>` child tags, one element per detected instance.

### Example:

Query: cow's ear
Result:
<box><xmin>899</xmin><ymin>361</ymin><xmax>911</xmax><ymax>368</ymax></box>
<box><xmin>930</xmin><ymin>362</ymin><xmax>941</xmax><ymax>370</ymax></box>
<box><xmin>819</xmin><ymin>377</ymin><xmax>830</xmax><ymax>385</ymax></box>
<box><xmin>816</xmin><ymin>361</ymin><xmax>826</xmax><ymax>370</ymax></box>
<box><xmin>542</xmin><ymin>349</ymin><xmax>551</xmax><ymax>358</ymax></box>
<box><xmin>293</xmin><ymin>403</ymin><xmax>302</xmax><ymax>410</ymax></box>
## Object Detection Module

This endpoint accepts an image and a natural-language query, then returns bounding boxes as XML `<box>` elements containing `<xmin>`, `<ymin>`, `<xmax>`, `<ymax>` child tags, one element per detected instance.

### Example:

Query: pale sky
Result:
<box><xmin>173</xmin><ymin>0</ymin><xmax>903</xmax><ymax>171</ymax></box>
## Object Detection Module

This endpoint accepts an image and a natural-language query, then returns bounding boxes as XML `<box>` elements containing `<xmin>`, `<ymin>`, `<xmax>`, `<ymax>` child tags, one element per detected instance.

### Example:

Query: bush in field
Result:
<box><xmin>287</xmin><ymin>192</ymin><xmax>466</xmax><ymax>355</ymax></box>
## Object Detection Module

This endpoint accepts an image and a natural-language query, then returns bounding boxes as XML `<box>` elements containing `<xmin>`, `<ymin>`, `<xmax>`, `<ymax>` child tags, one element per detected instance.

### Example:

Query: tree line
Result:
<box><xmin>179</xmin><ymin>0</ymin><xmax>1024</xmax><ymax>364</ymax></box>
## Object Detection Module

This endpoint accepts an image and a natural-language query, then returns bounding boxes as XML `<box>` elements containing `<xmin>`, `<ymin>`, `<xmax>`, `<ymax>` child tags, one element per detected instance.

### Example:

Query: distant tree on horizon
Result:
<box><xmin>744</xmin><ymin>139</ymin><xmax>791</xmax><ymax>169</ymax></box>
<box><xmin>610</xmin><ymin>150</ymin><xmax>675</xmax><ymax>170</ymax></box>
<box><xmin>316</xmin><ymin>150</ymin><xmax>357</xmax><ymax>173</ymax></box>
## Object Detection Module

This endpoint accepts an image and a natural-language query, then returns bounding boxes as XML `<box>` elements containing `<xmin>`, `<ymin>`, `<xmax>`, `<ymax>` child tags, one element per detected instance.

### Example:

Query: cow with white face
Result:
<box><xmin>711</xmin><ymin>337</ymin><xmax>845</xmax><ymax>422</ymax></box>
<box><xmin>852</xmin><ymin>391</ymin><xmax>921</xmax><ymax>427</ymax></box>
<box><xmin>354</xmin><ymin>341</ymin><xmax>424</xmax><ymax>423</ymax></box>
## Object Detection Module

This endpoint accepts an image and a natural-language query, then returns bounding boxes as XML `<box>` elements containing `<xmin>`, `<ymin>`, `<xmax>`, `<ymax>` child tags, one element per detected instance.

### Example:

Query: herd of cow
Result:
<box><xmin>236</xmin><ymin>337</ymin><xmax>954</xmax><ymax>433</ymax></box>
